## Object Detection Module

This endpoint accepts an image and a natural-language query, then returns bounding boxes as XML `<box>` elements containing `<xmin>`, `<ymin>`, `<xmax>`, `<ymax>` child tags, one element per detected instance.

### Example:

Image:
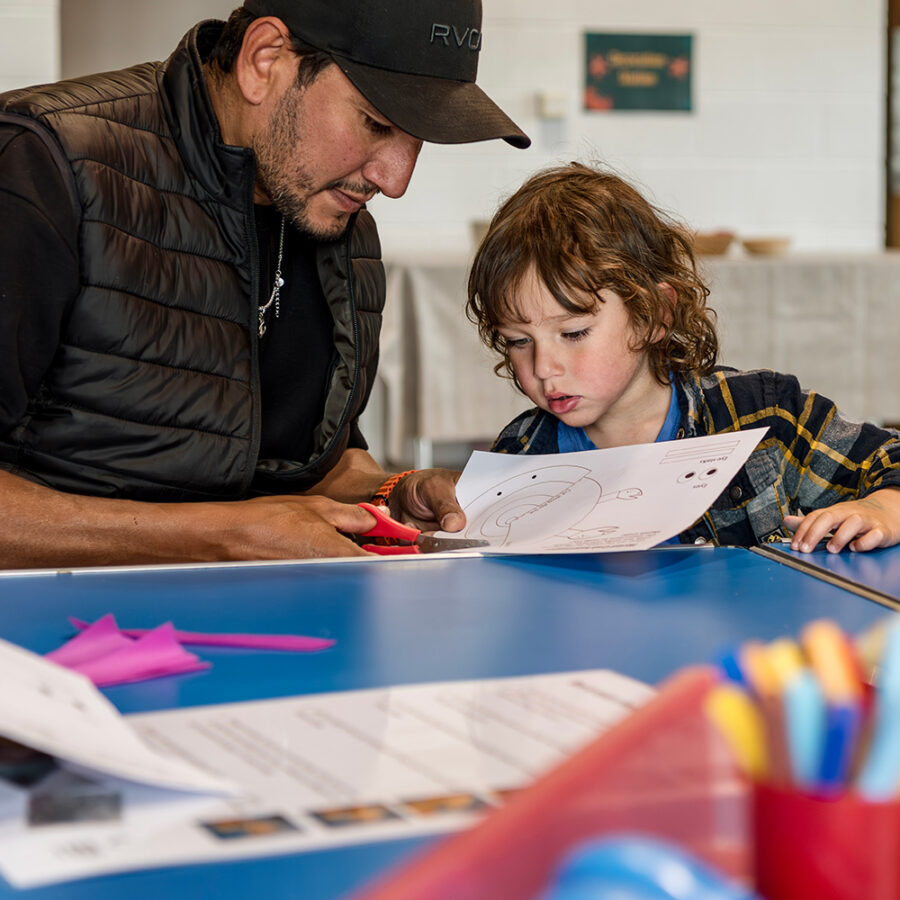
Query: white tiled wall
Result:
<box><xmin>0</xmin><ymin>1</ymin><xmax>888</xmax><ymax>255</ymax></box>
<box><xmin>0</xmin><ymin>0</ymin><xmax>58</xmax><ymax>92</ymax></box>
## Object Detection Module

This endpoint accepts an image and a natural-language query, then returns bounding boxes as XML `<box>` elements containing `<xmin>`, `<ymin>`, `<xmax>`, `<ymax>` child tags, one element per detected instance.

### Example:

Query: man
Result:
<box><xmin>0</xmin><ymin>1</ymin><xmax>529</xmax><ymax>568</ymax></box>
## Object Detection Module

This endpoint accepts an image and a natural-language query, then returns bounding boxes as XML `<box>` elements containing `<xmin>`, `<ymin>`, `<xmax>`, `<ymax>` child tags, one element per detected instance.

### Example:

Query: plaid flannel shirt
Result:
<box><xmin>490</xmin><ymin>367</ymin><xmax>900</xmax><ymax>546</ymax></box>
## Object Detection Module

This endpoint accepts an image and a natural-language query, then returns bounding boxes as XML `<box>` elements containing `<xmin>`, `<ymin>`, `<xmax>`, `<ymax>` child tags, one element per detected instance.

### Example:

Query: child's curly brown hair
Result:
<box><xmin>467</xmin><ymin>162</ymin><xmax>718</xmax><ymax>388</ymax></box>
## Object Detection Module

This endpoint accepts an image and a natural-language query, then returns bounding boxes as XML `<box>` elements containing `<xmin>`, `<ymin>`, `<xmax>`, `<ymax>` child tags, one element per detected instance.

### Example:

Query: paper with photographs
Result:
<box><xmin>0</xmin><ymin>669</ymin><xmax>653</xmax><ymax>887</ymax></box>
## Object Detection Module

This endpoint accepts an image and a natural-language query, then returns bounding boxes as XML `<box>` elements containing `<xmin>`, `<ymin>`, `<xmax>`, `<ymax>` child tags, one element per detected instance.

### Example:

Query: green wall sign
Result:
<box><xmin>584</xmin><ymin>33</ymin><xmax>692</xmax><ymax>112</ymax></box>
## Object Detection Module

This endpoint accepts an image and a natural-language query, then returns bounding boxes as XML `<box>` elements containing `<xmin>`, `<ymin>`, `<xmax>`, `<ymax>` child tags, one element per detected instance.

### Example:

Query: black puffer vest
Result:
<box><xmin>0</xmin><ymin>22</ymin><xmax>384</xmax><ymax>500</ymax></box>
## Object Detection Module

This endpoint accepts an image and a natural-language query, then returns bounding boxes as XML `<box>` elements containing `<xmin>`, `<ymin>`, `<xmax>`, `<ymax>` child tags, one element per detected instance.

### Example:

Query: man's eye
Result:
<box><xmin>365</xmin><ymin>115</ymin><xmax>393</xmax><ymax>136</ymax></box>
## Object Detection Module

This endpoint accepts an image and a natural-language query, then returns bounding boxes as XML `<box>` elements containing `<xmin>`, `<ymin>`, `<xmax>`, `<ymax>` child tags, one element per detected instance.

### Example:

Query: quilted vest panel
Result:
<box><xmin>0</xmin><ymin>22</ymin><xmax>385</xmax><ymax>500</ymax></box>
<box><xmin>0</xmin><ymin>61</ymin><xmax>254</xmax><ymax>499</ymax></box>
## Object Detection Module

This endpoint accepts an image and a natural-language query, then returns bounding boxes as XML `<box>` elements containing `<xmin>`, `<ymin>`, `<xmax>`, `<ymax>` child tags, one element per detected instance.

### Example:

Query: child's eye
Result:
<box><xmin>502</xmin><ymin>336</ymin><xmax>530</xmax><ymax>351</ymax></box>
<box><xmin>364</xmin><ymin>115</ymin><xmax>393</xmax><ymax>136</ymax></box>
<box><xmin>562</xmin><ymin>328</ymin><xmax>591</xmax><ymax>342</ymax></box>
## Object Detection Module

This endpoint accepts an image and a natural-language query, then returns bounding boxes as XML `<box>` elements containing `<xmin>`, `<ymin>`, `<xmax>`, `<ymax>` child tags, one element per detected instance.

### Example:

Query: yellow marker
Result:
<box><xmin>767</xmin><ymin>638</ymin><xmax>804</xmax><ymax>690</ymax></box>
<box><xmin>801</xmin><ymin>619</ymin><xmax>861</xmax><ymax>703</ymax></box>
<box><xmin>704</xmin><ymin>683</ymin><xmax>768</xmax><ymax>778</ymax></box>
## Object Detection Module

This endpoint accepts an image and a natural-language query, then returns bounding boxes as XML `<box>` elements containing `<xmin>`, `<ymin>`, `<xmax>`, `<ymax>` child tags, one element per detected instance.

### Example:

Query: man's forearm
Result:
<box><xmin>0</xmin><ymin>455</ymin><xmax>403</xmax><ymax>569</ymax></box>
<box><xmin>0</xmin><ymin>469</ymin><xmax>235</xmax><ymax>568</ymax></box>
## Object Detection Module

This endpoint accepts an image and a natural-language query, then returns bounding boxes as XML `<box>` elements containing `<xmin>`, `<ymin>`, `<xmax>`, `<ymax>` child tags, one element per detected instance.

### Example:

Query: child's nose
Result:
<box><xmin>533</xmin><ymin>343</ymin><xmax>563</xmax><ymax>379</ymax></box>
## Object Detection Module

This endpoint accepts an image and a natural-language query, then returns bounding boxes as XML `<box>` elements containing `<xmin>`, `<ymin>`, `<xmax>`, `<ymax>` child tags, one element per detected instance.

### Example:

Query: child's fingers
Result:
<box><xmin>788</xmin><ymin>509</ymin><xmax>833</xmax><ymax>552</ymax></box>
<box><xmin>824</xmin><ymin>514</ymin><xmax>866</xmax><ymax>552</ymax></box>
<box><xmin>849</xmin><ymin>526</ymin><xmax>888</xmax><ymax>553</ymax></box>
<box><xmin>786</xmin><ymin>500</ymin><xmax>898</xmax><ymax>554</ymax></box>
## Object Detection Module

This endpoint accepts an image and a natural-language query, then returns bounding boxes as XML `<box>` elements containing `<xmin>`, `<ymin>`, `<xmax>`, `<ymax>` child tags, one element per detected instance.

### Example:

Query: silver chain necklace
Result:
<box><xmin>258</xmin><ymin>216</ymin><xmax>285</xmax><ymax>338</ymax></box>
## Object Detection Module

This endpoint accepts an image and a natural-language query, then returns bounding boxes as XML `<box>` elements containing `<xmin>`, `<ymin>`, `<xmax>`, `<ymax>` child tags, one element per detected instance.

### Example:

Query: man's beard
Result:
<box><xmin>253</xmin><ymin>82</ymin><xmax>376</xmax><ymax>242</ymax></box>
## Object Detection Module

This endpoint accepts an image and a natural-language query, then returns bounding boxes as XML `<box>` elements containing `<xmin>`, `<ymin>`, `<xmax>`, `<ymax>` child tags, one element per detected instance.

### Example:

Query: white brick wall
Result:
<box><xmin>0</xmin><ymin>0</ymin><xmax>58</xmax><ymax>92</ymax></box>
<box><xmin>371</xmin><ymin>0</ymin><xmax>888</xmax><ymax>257</ymax></box>
<box><xmin>0</xmin><ymin>1</ymin><xmax>887</xmax><ymax>255</ymax></box>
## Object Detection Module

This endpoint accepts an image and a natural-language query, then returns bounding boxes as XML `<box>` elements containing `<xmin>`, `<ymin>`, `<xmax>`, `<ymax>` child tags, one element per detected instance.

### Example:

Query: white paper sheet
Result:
<box><xmin>0</xmin><ymin>638</ymin><xmax>231</xmax><ymax>795</ymax></box>
<box><xmin>0</xmin><ymin>669</ymin><xmax>653</xmax><ymax>887</ymax></box>
<box><xmin>441</xmin><ymin>429</ymin><xmax>768</xmax><ymax>553</ymax></box>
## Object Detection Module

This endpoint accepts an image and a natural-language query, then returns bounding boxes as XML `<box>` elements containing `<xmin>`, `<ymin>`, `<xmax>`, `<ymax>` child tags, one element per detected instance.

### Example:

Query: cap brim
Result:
<box><xmin>334</xmin><ymin>58</ymin><xmax>530</xmax><ymax>149</ymax></box>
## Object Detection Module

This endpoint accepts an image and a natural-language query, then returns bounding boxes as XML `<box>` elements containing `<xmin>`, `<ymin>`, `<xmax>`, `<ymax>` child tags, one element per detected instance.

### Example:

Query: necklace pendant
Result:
<box><xmin>257</xmin><ymin>215</ymin><xmax>286</xmax><ymax>340</ymax></box>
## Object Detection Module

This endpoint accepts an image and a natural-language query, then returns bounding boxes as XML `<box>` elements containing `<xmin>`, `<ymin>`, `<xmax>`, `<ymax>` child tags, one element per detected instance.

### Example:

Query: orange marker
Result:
<box><xmin>801</xmin><ymin>619</ymin><xmax>863</xmax><ymax>789</ymax></box>
<box><xmin>801</xmin><ymin>619</ymin><xmax>861</xmax><ymax>704</ymax></box>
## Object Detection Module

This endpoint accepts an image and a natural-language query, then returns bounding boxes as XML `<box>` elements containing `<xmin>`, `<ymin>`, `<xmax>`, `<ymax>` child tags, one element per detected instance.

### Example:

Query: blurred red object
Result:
<box><xmin>350</xmin><ymin>666</ymin><xmax>748</xmax><ymax>900</ymax></box>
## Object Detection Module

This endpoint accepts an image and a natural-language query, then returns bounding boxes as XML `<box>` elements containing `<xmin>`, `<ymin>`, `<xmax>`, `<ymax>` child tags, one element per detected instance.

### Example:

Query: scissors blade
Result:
<box><xmin>415</xmin><ymin>536</ymin><xmax>489</xmax><ymax>553</ymax></box>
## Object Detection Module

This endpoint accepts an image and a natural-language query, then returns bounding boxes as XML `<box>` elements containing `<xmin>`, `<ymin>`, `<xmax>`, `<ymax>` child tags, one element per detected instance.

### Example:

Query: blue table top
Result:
<box><xmin>769</xmin><ymin>544</ymin><xmax>900</xmax><ymax>607</ymax></box>
<box><xmin>0</xmin><ymin>546</ymin><xmax>895</xmax><ymax>899</ymax></box>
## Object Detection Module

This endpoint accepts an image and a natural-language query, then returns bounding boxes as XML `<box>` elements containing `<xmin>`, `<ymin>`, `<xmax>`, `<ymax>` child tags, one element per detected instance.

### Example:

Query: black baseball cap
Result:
<box><xmin>241</xmin><ymin>0</ymin><xmax>530</xmax><ymax>148</ymax></box>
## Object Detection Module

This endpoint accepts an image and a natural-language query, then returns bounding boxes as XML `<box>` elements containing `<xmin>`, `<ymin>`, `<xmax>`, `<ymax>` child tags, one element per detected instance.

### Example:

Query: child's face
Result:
<box><xmin>496</xmin><ymin>267</ymin><xmax>666</xmax><ymax>444</ymax></box>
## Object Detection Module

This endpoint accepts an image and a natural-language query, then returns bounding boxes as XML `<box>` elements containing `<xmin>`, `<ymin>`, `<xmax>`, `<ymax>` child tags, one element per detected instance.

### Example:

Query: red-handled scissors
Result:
<box><xmin>357</xmin><ymin>502</ymin><xmax>488</xmax><ymax>555</ymax></box>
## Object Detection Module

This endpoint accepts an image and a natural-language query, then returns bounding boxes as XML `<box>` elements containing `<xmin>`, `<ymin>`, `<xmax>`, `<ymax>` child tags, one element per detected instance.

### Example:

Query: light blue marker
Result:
<box><xmin>783</xmin><ymin>669</ymin><xmax>826</xmax><ymax>789</ymax></box>
<box><xmin>858</xmin><ymin>617</ymin><xmax>900</xmax><ymax>800</ymax></box>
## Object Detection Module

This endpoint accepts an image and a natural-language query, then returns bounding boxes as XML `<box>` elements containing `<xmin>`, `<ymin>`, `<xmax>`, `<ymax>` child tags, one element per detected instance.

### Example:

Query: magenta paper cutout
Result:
<box><xmin>48</xmin><ymin>615</ymin><xmax>336</xmax><ymax>688</ymax></box>
<box><xmin>70</xmin><ymin>623</ymin><xmax>209</xmax><ymax>687</ymax></box>
<box><xmin>47</xmin><ymin>616</ymin><xmax>207</xmax><ymax>688</ymax></box>
<box><xmin>46</xmin><ymin>613</ymin><xmax>133</xmax><ymax>666</ymax></box>
<box><xmin>69</xmin><ymin>617</ymin><xmax>336</xmax><ymax>651</ymax></box>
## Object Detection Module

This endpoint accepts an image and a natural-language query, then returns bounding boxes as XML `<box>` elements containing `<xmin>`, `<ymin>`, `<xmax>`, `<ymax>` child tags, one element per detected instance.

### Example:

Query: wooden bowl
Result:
<box><xmin>692</xmin><ymin>231</ymin><xmax>735</xmax><ymax>256</ymax></box>
<box><xmin>741</xmin><ymin>236</ymin><xmax>792</xmax><ymax>256</ymax></box>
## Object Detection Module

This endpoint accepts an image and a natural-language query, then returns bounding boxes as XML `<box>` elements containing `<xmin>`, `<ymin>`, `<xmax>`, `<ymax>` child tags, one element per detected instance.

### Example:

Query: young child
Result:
<box><xmin>466</xmin><ymin>163</ymin><xmax>900</xmax><ymax>553</ymax></box>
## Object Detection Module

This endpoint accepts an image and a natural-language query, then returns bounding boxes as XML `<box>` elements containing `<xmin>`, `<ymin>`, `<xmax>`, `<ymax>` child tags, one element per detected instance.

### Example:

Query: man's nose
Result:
<box><xmin>363</xmin><ymin>133</ymin><xmax>423</xmax><ymax>199</ymax></box>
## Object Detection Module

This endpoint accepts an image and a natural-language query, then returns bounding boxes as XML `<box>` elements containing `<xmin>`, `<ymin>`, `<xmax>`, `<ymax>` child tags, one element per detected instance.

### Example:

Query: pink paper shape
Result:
<box><xmin>71</xmin><ymin>622</ymin><xmax>210</xmax><ymax>687</ymax></box>
<box><xmin>46</xmin><ymin>613</ymin><xmax>133</xmax><ymax>666</ymax></box>
<box><xmin>69</xmin><ymin>617</ymin><xmax>335</xmax><ymax>652</ymax></box>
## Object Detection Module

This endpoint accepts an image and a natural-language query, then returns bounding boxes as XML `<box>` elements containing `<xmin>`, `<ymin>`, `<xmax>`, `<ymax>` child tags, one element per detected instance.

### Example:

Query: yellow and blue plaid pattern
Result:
<box><xmin>490</xmin><ymin>367</ymin><xmax>900</xmax><ymax>546</ymax></box>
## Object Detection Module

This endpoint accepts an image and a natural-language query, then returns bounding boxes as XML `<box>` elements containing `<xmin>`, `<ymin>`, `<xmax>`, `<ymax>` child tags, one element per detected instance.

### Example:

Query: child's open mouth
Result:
<box><xmin>547</xmin><ymin>394</ymin><xmax>580</xmax><ymax>414</ymax></box>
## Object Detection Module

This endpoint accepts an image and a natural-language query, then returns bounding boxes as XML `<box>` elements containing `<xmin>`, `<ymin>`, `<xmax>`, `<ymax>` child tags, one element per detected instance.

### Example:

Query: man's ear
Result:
<box><xmin>651</xmin><ymin>282</ymin><xmax>678</xmax><ymax>343</ymax></box>
<box><xmin>235</xmin><ymin>16</ymin><xmax>293</xmax><ymax>106</ymax></box>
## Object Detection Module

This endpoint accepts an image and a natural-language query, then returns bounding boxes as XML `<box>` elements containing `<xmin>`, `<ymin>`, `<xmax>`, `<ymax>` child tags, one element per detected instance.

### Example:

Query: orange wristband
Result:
<box><xmin>371</xmin><ymin>470</ymin><xmax>416</xmax><ymax>507</ymax></box>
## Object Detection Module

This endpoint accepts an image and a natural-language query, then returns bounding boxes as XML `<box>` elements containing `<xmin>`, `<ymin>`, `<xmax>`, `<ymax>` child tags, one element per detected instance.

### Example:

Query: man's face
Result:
<box><xmin>253</xmin><ymin>63</ymin><xmax>423</xmax><ymax>240</ymax></box>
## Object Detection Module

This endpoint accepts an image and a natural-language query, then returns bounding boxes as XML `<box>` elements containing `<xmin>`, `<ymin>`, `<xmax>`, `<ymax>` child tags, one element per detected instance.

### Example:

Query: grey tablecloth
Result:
<box><xmin>375</xmin><ymin>252</ymin><xmax>900</xmax><ymax>465</ymax></box>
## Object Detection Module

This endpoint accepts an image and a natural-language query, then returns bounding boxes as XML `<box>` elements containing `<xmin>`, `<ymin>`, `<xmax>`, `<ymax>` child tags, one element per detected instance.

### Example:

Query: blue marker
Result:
<box><xmin>783</xmin><ymin>669</ymin><xmax>826</xmax><ymax>789</ymax></box>
<box><xmin>716</xmin><ymin>646</ymin><xmax>748</xmax><ymax>687</ymax></box>
<box><xmin>858</xmin><ymin>617</ymin><xmax>900</xmax><ymax>799</ymax></box>
<box><xmin>818</xmin><ymin>702</ymin><xmax>860</xmax><ymax>791</ymax></box>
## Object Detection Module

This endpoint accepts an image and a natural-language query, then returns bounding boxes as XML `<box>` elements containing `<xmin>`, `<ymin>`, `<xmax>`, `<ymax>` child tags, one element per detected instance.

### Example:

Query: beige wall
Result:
<box><xmin>0</xmin><ymin>0</ymin><xmax>58</xmax><ymax>91</ymax></box>
<box><xmin>60</xmin><ymin>0</ymin><xmax>231</xmax><ymax>78</ymax></box>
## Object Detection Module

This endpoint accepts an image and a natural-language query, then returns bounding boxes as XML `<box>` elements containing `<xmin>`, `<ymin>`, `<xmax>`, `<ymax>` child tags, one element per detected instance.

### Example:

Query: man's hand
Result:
<box><xmin>387</xmin><ymin>468</ymin><xmax>466</xmax><ymax>533</ymax></box>
<box><xmin>208</xmin><ymin>494</ymin><xmax>378</xmax><ymax>560</ymax></box>
<box><xmin>784</xmin><ymin>488</ymin><xmax>900</xmax><ymax>553</ymax></box>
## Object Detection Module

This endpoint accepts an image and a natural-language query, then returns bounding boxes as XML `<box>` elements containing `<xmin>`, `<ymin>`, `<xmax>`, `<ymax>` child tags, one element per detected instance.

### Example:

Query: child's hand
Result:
<box><xmin>784</xmin><ymin>487</ymin><xmax>900</xmax><ymax>553</ymax></box>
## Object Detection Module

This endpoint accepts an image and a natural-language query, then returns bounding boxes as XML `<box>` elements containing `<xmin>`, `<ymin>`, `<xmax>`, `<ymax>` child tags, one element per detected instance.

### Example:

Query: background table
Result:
<box><xmin>373</xmin><ymin>252</ymin><xmax>900</xmax><ymax>468</ymax></box>
<box><xmin>0</xmin><ymin>546</ymin><xmax>897</xmax><ymax>899</ymax></box>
